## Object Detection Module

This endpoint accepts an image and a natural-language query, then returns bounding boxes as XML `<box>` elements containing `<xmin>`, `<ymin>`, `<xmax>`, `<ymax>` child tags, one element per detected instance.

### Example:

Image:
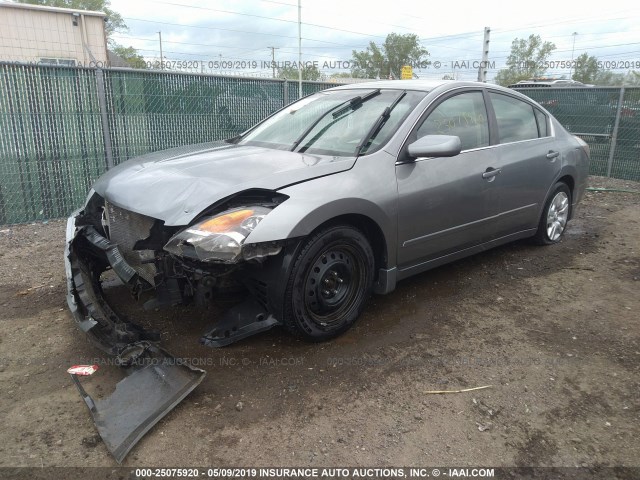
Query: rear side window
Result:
<box><xmin>490</xmin><ymin>92</ymin><xmax>539</xmax><ymax>143</ymax></box>
<box><xmin>415</xmin><ymin>91</ymin><xmax>489</xmax><ymax>151</ymax></box>
<box><xmin>534</xmin><ymin>108</ymin><xmax>549</xmax><ymax>137</ymax></box>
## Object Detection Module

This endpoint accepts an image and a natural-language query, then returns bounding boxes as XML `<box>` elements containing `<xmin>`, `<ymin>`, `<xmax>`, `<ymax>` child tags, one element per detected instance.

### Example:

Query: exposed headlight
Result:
<box><xmin>163</xmin><ymin>206</ymin><xmax>281</xmax><ymax>263</ymax></box>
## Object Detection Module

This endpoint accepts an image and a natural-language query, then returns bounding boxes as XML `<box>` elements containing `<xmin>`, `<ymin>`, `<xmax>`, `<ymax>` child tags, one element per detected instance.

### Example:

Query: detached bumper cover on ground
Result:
<box><xmin>64</xmin><ymin>209</ymin><xmax>206</xmax><ymax>463</ymax></box>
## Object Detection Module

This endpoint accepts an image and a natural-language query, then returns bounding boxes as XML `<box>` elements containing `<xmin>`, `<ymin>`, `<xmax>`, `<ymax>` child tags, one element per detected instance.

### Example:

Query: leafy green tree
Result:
<box><xmin>495</xmin><ymin>34</ymin><xmax>556</xmax><ymax>86</ymax></box>
<box><xmin>572</xmin><ymin>53</ymin><xmax>599</xmax><ymax>84</ymax></box>
<box><xmin>619</xmin><ymin>70</ymin><xmax>640</xmax><ymax>86</ymax></box>
<box><xmin>351</xmin><ymin>33</ymin><xmax>430</xmax><ymax>79</ymax></box>
<box><xmin>593</xmin><ymin>71</ymin><xmax>625</xmax><ymax>86</ymax></box>
<box><xmin>110</xmin><ymin>45</ymin><xmax>147</xmax><ymax>68</ymax></box>
<box><xmin>330</xmin><ymin>72</ymin><xmax>354</xmax><ymax>79</ymax></box>
<box><xmin>278</xmin><ymin>64</ymin><xmax>324</xmax><ymax>81</ymax></box>
<box><xmin>595</xmin><ymin>70</ymin><xmax>640</xmax><ymax>86</ymax></box>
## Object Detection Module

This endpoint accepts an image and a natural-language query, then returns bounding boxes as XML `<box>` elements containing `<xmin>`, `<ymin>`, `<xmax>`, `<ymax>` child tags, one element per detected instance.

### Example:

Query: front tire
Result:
<box><xmin>283</xmin><ymin>225</ymin><xmax>375</xmax><ymax>342</ymax></box>
<box><xmin>533</xmin><ymin>182</ymin><xmax>571</xmax><ymax>245</ymax></box>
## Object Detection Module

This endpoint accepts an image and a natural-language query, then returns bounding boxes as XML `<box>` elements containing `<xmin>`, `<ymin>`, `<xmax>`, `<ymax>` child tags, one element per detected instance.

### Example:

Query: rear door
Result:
<box><xmin>485</xmin><ymin>91</ymin><xmax>562</xmax><ymax>238</ymax></box>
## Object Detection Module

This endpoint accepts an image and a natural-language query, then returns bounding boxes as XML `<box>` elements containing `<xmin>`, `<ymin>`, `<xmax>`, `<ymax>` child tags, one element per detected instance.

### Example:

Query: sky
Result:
<box><xmin>108</xmin><ymin>0</ymin><xmax>640</xmax><ymax>81</ymax></box>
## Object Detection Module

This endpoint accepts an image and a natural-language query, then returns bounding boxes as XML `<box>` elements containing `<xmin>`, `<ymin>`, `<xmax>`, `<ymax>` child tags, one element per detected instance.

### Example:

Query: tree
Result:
<box><xmin>17</xmin><ymin>0</ymin><xmax>127</xmax><ymax>41</ymax></box>
<box><xmin>278</xmin><ymin>64</ymin><xmax>324</xmax><ymax>81</ymax></box>
<box><xmin>629</xmin><ymin>71</ymin><xmax>640</xmax><ymax>85</ymax></box>
<box><xmin>350</xmin><ymin>33</ymin><xmax>430</xmax><ymax>79</ymax></box>
<box><xmin>330</xmin><ymin>72</ymin><xmax>354</xmax><ymax>79</ymax></box>
<box><xmin>593</xmin><ymin>70</ymin><xmax>640</xmax><ymax>86</ymax></box>
<box><xmin>110</xmin><ymin>45</ymin><xmax>147</xmax><ymax>69</ymax></box>
<box><xmin>593</xmin><ymin>71</ymin><xmax>625</xmax><ymax>86</ymax></box>
<box><xmin>572</xmin><ymin>53</ymin><xmax>599</xmax><ymax>84</ymax></box>
<box><xmin>495</xmin><ymin>34</ymin><xmax>556</xmax><ymax>86</ymax></box>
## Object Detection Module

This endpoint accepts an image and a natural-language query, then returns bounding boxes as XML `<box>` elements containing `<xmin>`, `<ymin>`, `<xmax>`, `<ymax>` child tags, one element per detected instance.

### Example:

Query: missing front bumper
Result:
<box><xmin>70</xmin><ymin>345</ymin><xmax>205</xmax><ymax>463</ymax></box>
<box><xmin>64</xmin><ymin>210</ymin><xmax>206</xmax><ymax>463</ymax></box>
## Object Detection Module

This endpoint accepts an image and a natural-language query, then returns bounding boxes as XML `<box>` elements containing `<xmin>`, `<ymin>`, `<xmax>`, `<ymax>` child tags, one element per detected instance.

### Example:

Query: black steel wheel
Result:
<box><xmin>283</xmin><ymin>225</ymin><xmax>375</xmax><ymax>341</ymax></box>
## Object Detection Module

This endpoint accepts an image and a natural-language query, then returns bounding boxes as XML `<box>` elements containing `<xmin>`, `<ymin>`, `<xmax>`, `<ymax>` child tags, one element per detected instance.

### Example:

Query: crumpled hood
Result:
<box><xmin>93</xmin><ymin>142</ymin><xmax>356</xmax><ymax>226</ymax></box>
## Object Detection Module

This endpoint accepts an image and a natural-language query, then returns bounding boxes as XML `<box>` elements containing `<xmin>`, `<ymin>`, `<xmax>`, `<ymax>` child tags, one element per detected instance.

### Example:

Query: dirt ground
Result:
<box><xmin>0</xmin><ymin>176</ymin><xmax>638</xmax><ymax>470</ymax></box>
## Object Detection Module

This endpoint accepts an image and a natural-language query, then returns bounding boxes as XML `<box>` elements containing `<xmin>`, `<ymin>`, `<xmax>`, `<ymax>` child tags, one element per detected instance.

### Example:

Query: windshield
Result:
<box><xmin>237</xmin><ymin>89</ymin><xmax>426</xmax><ymax>156</ymax></box>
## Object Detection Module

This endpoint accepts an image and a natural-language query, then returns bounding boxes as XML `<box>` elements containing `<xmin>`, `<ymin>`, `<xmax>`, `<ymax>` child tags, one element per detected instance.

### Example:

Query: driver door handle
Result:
<box><xmin>482</xmin><ymin>167</ymin><xmax>502</xmax><ymax>179</ymax></box>
<box><xmin>546</xmin><ymin>150</ymin><xmax>560</xmax><ymax>159</ymax></box>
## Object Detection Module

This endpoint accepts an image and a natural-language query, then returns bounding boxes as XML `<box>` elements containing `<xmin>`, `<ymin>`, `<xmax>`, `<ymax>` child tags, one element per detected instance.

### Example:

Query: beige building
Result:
<box><xmin>0</xmin><ymin>2</ymin><xmax>108</xmax><ymax>66</ymax></box>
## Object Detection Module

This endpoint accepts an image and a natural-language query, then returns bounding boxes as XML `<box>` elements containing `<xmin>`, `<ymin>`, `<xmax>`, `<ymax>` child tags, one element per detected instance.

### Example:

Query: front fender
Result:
<box><xmin>245</xmin><ymin>177</ymin><xmax>398</xmax><ymax>270</ymax></box>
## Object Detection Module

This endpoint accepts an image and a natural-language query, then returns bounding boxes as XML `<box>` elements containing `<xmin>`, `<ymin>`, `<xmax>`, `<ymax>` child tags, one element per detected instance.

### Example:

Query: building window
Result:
<box><xmin>39</xmin><ymin>58</ymin><xmax>76</xmax><ymax>66</ymax></box>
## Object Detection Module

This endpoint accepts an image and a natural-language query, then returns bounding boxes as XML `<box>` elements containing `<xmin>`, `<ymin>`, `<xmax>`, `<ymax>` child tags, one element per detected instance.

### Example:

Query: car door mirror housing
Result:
<box><xmin>407</xmin><ymin>135</ymin><xmax>462</xmax><ymax>158</ymax></box>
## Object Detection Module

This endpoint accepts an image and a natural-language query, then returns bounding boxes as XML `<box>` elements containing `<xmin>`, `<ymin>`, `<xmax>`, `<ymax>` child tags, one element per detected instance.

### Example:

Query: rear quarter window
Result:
<box><xmin>534</xmin><ymin>108</ymin><xmax>549</xmax><ymax>137</ymax></box>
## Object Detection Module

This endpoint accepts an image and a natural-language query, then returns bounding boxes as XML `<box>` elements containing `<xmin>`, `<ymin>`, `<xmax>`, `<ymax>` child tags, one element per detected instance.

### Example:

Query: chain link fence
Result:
<box><xmin>0</xmin><ymin>62</ymin><xmax>338</xmax><ymax>224</ymax></box>
<box><xmin>1</xmin><ymin>64</ymin><xmax>639</xmax><ymax>225</ymax></box>
<box><xmin>513</xmin><ymin>87</ymin><xmax>640</xmax><ymax>180</ymax></box>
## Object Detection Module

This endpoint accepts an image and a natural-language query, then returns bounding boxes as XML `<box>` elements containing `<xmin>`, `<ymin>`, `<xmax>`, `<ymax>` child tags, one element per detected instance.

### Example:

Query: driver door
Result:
<box><xmin>396</xmin><ymin>90</ymin><xmax>499</xmax><ymax>269</ymax></box>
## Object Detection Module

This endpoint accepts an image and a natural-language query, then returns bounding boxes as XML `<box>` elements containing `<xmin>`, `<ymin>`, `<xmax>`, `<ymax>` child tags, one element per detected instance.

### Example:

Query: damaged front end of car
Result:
<box><xmin>64</xmin><ymin>189</ymin><xmax>293</xmax><ymax>462</ymax></box>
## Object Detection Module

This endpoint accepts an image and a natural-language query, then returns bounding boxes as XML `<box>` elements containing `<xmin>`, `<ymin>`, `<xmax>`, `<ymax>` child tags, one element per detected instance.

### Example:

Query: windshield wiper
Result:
<box><xmin>290</xmin><ymin>89</ymin><xmax>381</xmax><ymax>151</ymax></box>
<box><xmin>225</xmin><ymin>134</ymin><xmax>244</xmax><ymax>144</ymax></box>
<box><xmin>354</xmin><ymin>91</ymin><xmax>406</xmax><ymax>157</ymax></box>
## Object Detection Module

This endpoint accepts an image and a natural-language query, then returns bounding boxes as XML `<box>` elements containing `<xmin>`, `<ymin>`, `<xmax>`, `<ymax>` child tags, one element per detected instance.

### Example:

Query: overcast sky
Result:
<box><xmin>109</xmin><ymin>0</ymin><xmax>640</xmax><ymax>81</ymax></box>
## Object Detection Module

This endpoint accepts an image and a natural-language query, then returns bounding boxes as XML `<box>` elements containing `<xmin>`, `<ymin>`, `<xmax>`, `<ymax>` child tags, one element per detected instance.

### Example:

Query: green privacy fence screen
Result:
<box><xmin>513</xmin><ymin>87</ymin><xmax>640</xmax><ymax>180</ymax></box>
<box><xmin>1</xmin><ymin>62</ymin><xmax>639</xmax><ymax>225</ymax></box>
<box><xmin>0</xmin><ymin>62</ymin><xmax>338</xmax><ymax>224</ymax></box>
<box><xmin>0</xmin><ymin>65</ymin><xmax>106</xmax><ymax>224</ymax></box>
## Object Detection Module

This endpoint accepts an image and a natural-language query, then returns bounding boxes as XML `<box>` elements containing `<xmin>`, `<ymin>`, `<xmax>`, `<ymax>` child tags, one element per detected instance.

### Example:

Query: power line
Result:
<box><xmin>147</xmin><ymin>1</ymin><xmax>391</xmax><ymax>41</ymax></box>
<box><xmin>122</xmin><ymin>16</ymin><xmax>364</xmax><ymax>46</ymax></box>
<box><xmin>111</xmin><ymin>34</ymin><xmax>266</xmax><ymax>52</ymax></box>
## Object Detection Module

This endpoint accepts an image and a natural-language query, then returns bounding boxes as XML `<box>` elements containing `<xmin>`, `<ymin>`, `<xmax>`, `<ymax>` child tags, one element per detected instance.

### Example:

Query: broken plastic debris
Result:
<box><xmin>67</xmin><ymin>365</ymin><xmax>99</xmax><ymax>376</ymax></box>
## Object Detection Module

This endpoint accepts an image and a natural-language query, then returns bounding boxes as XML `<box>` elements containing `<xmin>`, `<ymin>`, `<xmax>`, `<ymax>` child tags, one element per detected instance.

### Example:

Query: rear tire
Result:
<box><xmin>533</xmin><ymin>182</ymin><xmax>571</xmax><ymax>245</ymax></box>
<box><xmin>282</xmin><ymin>225</ymin><xmax>375</xmax><ymax>342</ymax></box>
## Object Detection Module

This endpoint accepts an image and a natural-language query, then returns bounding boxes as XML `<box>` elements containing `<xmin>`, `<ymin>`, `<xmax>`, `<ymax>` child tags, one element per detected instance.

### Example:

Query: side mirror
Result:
<box><xmin>407</xmin><ymin>135</ymin><xmax>462</xmax><ymax>158</ymax></box>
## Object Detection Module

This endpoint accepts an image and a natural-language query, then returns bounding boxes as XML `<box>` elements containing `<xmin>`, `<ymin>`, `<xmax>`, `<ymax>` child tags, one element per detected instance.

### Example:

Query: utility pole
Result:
<box><xmin>268</xmin><ymin>47</ymin><xmax>279</xmax><ymax>78</ymax></box>
<box><xmin>298</xmin><ymin>0</ymin><xmax>302</xmax><ymax>98</ymax></box>
<box><xmin>569</xmin><ymin>32</ymin><xmax>578</xmax><ymax>80</ymax></box>
<box><xmin>477</xmin><ymin>26</ymin><xmax>490</xmax><ymax>82</ymax></box>
<box><xmin>158</xmin><ymin>31</ymin><xmax>163</xmax><ymax>69</ymax></box>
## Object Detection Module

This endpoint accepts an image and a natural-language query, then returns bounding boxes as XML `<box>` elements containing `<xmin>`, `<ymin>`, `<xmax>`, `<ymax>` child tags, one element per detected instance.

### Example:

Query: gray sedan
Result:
<box><xmin>64</xmin><ymin>79</ymin><xmax>589</xmax><ymax>461</ymax></box>
<box><xmin>67</xmin><ymin>79</ymin><xmax>589</xmax><ymax>350</ymax></box>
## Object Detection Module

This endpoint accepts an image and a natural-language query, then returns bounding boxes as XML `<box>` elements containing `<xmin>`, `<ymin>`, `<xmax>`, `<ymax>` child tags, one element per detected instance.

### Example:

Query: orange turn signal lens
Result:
<box><xmin>197</xmin><ymin>209</ymin><xmax>255</xmax><ymax>233</ymax></box>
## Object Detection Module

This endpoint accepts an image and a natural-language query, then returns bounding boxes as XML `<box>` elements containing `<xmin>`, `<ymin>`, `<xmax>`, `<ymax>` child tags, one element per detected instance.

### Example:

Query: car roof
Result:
<box><xmin>323</xmin><ymin>80</ymin><xmax>549</xmax><ymax>113</ymax></box>
<box><xmin>328</xmin><ymin>79</ymin><xmax>455</xmax><ymax>92</ymax></box>
<box><xmin>327</xmin><ymin>79</ymin><xmax>512</xmax><ymax>94</ymax></box>
<box><xmin>508</xmin><ymin>79</ymin><xmax>588</xmax><ymax>88</ymax></box>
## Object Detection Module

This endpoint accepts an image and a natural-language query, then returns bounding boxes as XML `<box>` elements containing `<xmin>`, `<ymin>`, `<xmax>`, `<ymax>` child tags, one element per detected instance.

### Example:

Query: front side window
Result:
<box><xmin>490</xmin><ymin>92</ymin><xmax>539</xmax><ymax>143</ymax></box>
<box><xmin>415</xmin><ymin>91</ymin><xmax>489</xmax><ymax>151</ymax></box>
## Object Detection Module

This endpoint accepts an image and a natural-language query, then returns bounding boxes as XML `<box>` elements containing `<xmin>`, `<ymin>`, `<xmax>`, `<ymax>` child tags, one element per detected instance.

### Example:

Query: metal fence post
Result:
<box><xmin>283</xmin><ymin>80</ymin><xmax>288</xmax><ymax>107</ymax></box>
<box><xmin>95</xmin><ymin>68</ymin><xmax>114</xmax><ymax>170</ymax></box>
<box><xmin>606</xmin><ymin>86</ymin><xmax>625</xmax><ymax>178</ymax></box>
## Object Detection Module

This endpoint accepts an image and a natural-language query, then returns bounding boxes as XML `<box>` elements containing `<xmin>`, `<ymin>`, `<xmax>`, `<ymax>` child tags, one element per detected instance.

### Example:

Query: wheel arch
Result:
<box><xmin>306</xmin><ymin>213</ymin><xmax>388</xmax><ymax>276</ymax></box>
<box><xmin>556</xmin><ymin>172</ymin><xmax>576</xmax><ymax>219</ymax></box>
<box><xmin>246</xmin><ymin>196</ymin><xmax>396</xmax><ymax>271</ymax></box>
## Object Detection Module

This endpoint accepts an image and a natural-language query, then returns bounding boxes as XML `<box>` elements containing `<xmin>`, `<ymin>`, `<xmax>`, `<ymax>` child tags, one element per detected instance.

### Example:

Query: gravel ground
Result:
<box><xmin>0</xmin><ymin>176</ymin><xmax>638</xmax><ymax>470</ymax></box>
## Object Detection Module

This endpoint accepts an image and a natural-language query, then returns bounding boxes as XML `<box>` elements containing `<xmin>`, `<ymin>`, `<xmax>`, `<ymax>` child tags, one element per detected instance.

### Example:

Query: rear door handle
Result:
<box><xmin>546</xmin><ymin>150</ymin><xmax>560</xmax><ymax>159</ymax></box>
<box><xmin>482</xmin><ymin>167</ymin><xmax>502</xmax><ymax>180</ymax></box>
